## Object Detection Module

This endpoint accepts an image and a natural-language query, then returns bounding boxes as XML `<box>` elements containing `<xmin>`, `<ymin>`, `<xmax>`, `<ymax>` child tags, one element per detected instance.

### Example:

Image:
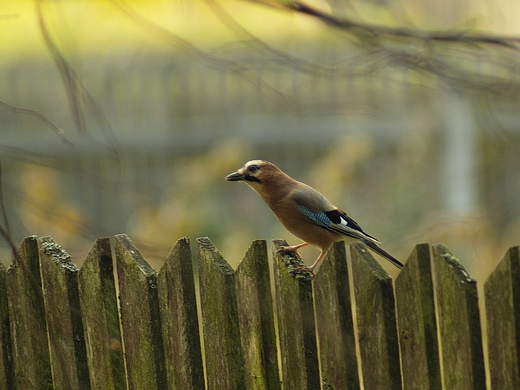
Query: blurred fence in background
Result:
<box><xmin>2</xmin><ymin>51</ymin><xmax>520</xmax><ymax>276</ymax></box>
<box><xmin>0</xmin><ymin>52</ymin><xmax>435</xmax><ymax>263</ymax></box>
<box><xmin>1</xmin><ymin>234</ymin><xmax>518</xmax><ymax>389</ymax></box>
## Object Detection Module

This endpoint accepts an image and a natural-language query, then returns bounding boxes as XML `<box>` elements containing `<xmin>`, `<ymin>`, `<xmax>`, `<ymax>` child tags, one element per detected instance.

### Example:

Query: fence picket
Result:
<box><xmin>115</xmin><ymin>234</ymin><xmax>167</xmax><ymax>390</ymax></box>
<box><xmin>433</xmin><ymin>243</ymin><xmax>486</xmax><ymax>390</ymax></box>
<box><xmin>0</xmin><ymin>260</ymin><xmax>12</xmax><ymax>389</ymax></box>
<box><xmin>235</xmin><ymin>240</ymin><xmax>281</xmax><ymax>390</ymax></box>
<box><xmin>395</xmin><ymin>243</ymin><xmax>441</xmax><ymax>389</ymax></box>
<box><xmin>197</xmin><ymin>237</ymin><xmax>246</xmax><ymax>390</ymax></box>
<box><xmin>350</xmin><ymin>242</ymin><xmax>402</xmax><ymax>390</ymax></box>
<box><xmin>157</xmin><ymin>237</ymin><xmax>204</xmax><ymax>390</ymax></box>
<box><xmin>484</xmin><ymin>246</ymin><xmax>520</xmax><ymax>390</ymax></box>
<box><xmin>2</xmin><ymin>235</ymin><xmax>520</xmax><ymax>389</ymax></box>
<box><xmin>78</xmin><ymin>237</ymin><xmax>126</xmax><ymax>390</ymax></box>
<box><xmin>39</xmin><ymin>236</ymin><xmax>90</xmax><ymax>390</ymax></box>
<box><xmin>313</xmin><ymin>241</ymin><xmax>360</xmax><ymax>390</ymax></box>
<box><xmin>6</xmin><ymin>236</ymin><xmax>52</xmax><ymax>390</ymax></box>
<box><xmin>272</xmin><ymin>239</ymin><xmax>320</xmax><ymax>390</ymax></box>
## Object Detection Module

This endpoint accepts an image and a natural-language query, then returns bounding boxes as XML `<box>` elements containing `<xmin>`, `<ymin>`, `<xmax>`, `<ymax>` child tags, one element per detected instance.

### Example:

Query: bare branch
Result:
<box><xmin>276</xmin><ymin>0</ymin><xmax>520</xmax><ymax>50</ymax></box>
<box><xmin>109</xmin><ymin>0</ymin><xmax>296</xmax><ymax>106</ymax></box>
<box><xmin>34</xmin><ymin>0</ymin><xmax>86</xmax><ymax>134</ymax></box>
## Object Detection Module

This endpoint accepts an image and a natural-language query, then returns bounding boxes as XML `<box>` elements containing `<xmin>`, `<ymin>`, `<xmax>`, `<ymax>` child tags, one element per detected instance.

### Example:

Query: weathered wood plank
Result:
<box><xmin>235</xmin><ymin>239</ymin><xmax>281</xmax><ymax>390</ymax></box>
<box><xmin>197</xmin><ymin>237</ymin><xmax>246</xmax><ymax>390</ymax></box>
<box><xmin>432</xmin><ymin>243</ymin><xmax>486</xmax><ymax>390</ymax></box>
<box><xmin>78</xmin><ymin>238</ymin><xmax>126</xmax><ymax>390</ymax></box>
<box><xmin>0</xmin><ymin>260</ymin><xmax>13</xmax><ymax>390</ymax></box>
<box><xmin>395</xmin><ymin>243</ymin><xmax>441</xmax><ymax>390</ymax></box>
<box><xmin>115</xmin><ymin>234</ymin><xmax>167</xmax><ymax>390</ymax></box>
<box><xmin>350</xmin><ymin>242</ymin><xmax>402</xmax><ymax>390</ymax></box>
<box><xmin>6</xmin><ymin>236</ymin><xmax>52</xmax><ymax>390</ymax></box>
<box><xmin>157</xmin><ymin>237</ymin><xmax>204</xmax><ymax>390</ymax></box>
<box><xmin>39</xmin><ymin>236</ymin><xmax>90</xmax><ymax>390</ymax></box>
<box><xmin>313</xmin><ymin>241</ymin><xmax>360</xmax><ymax>390</ymax></box>
<box><xmin>272</xmin><ymin>239</ymin><xmax>320</xmax><ymax>390</ymax></box>
<box><xmin>484</xmin><ymin>246</ymin><xmax>520</xmax><ymax>390</ymax></box>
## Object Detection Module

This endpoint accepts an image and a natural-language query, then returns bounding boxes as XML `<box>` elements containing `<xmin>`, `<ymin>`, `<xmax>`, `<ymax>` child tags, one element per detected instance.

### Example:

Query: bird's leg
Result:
<box><xmin>294</xmin><ymin>250</ymin><xmax>327</xmax><ymax>276</ymax></box>
<box><xmin>277</xmin><ymin>242</ymin><xmax>309</xmax><ymax>256</ymax></box>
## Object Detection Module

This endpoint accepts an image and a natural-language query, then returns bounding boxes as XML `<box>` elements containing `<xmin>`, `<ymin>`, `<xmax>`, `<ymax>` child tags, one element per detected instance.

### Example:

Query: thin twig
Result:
<box><xmin>0</xmin><ymin>161</ymin><xmax>17</xmax><ymax>259</ymax></box>
<box><xmin>0</xmin><ymin>100</ymin><xmax>71</xmax><ymax>145</ymax></box>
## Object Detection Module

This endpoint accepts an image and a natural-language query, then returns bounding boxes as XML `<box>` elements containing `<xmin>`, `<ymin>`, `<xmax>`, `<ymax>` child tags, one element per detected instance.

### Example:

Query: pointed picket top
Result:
<box><xmin>115</xmin><ymin>233</ymin><xmax>157</xmax><ymax>277</ymax></box>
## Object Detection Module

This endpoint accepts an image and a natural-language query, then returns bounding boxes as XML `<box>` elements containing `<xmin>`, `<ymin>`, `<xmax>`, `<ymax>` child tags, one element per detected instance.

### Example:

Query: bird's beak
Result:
<box><xmin>225</xmin><ymin>171</ymin><xmax>245</xmax><ymax>181</ymax></box>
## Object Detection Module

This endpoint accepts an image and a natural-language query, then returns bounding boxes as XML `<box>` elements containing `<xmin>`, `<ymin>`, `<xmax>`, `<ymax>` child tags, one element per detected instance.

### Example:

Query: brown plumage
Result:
<box><xmin>226</xmin><ymin>160</ymin><xmax>403</xmax><ymax>274</ymax></box>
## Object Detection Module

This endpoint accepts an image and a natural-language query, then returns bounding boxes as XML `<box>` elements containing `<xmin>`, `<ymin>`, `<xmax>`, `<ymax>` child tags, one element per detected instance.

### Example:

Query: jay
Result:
<box><xmin>226</xmin><ymin>160</ymin><xmax>403</xmax><ymax>274</ymax></box>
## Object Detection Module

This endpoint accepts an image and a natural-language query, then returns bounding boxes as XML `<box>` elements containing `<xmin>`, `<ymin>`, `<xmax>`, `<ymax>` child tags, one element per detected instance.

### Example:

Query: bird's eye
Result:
<box><xmin>248</xmin><ymin>165</ymin><xmax>259</xmax><ymax>174</ymax></box>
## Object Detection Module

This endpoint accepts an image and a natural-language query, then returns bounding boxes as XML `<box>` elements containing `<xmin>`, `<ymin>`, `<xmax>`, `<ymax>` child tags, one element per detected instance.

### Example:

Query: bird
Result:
<box><xmin>225</xmin><ymin>159</ymin><xmax>403</xmax><ymax>274</ymax></box>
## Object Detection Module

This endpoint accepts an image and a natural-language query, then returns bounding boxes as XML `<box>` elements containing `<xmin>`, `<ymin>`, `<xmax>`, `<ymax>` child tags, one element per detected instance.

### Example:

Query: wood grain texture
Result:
<box><xmin>115</xmin><ymin>234</ymin><xmax>167</xmax><ymax>390</ymax></box>
<box><xmin>351</xmin><ymin>242</ymin><xmax>402</xmax><ymax>390</ymax></box>
<box><xmin>0</xmin><ymin>260</ymin><xmax>13</xmax><ymax>389</ymax></box>
<box><xmin>273</xmin><ymin>239</ymin><xmax>320</xmax><ymax>390</ymax></box>
<box><xmin>433</xmin><ymin>243</ymin><xmax>486</xmax><ymax>390</ymax></box>
<box><xmin>485</xmin><ymin>246</ymin><xmax>520</xmax><ymax>390</ymax></box>
<box><xmin>235</xmin><ymin>239</ymin><xmax>281</xmax><ymax>390</ymax></box>
<box><xmin>158</xmin><ymin>237</ymin><xmax>204</xmax><ymax>390</ymax></box>
<box><xmin>395</xmin><ymin>243</ymin><xmax>441</xmax><ymax>390</ymax></box>
<box><xmin>78</xmin><ymin>237</ymin><xmax>126</xmax><ymax>390</ymax></box>
<box><xmin>313</xmin><ymin>241</ymin><xmax>360</xmax><ymax>390</ymax></box>
<box><xmin>39</xmin><ymin>236</ymin><xmax>90</xmax><ymax>390</ymax></box>
<box><xmin>6</xmin><ymin>236</ymin><xmax>53</xmax><ymax>389</ymax></box>
<box><xmin>198</xmin><ymin>237</ymin><xmax>246</xmax><ymax>390</ymax></box>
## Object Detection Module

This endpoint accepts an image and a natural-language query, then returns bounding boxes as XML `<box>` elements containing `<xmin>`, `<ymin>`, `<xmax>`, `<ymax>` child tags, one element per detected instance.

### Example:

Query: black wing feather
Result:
<box><xmin>325</xmin><ymin>209</ymin><xmax>378</xmax><ymax>241</ymax></box>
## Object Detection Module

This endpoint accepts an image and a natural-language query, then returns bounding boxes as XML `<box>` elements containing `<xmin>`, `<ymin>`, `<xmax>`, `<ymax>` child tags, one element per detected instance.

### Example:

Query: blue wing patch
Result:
<box><xmin>297</xmin><ymin>206</ymin><xmax>331</xmax><ymax>228</ymax></box>
<box><xmin>298</xmin><ymin>205</ymin><xmax>378</xmax><ymax>242</ymax></box>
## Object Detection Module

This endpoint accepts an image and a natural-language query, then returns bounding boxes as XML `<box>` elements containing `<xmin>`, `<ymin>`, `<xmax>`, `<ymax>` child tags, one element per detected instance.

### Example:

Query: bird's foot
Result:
<box><xmin>295</xmin><ymin>264</ymin><xmax>315</xmax><ymax>278</ymax></box>
<box><xmin>277</xmin><ymin>245</ymin><xmax>300</xmax><ymax>255</ymax></box>
<box><xmin>276</xmin><ymin>245</ymin><xmax>313</xmax><ymax>280</ymax></box>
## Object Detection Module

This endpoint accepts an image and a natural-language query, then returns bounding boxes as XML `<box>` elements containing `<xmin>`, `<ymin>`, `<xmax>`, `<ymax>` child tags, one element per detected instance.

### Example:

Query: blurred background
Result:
<box><xmin>1</xmin><ymin>0</ymin><xmax>520</xmax><ymax>282</ymax></box>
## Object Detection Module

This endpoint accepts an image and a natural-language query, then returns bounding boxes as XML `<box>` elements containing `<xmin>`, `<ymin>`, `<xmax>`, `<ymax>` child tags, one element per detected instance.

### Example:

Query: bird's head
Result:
<box><xmin>226</xmin><ymin>160</ymin><xmax>297</xmax><ymax>200</ymax></box>
<box><xmin>225</xmin><ymin>160</ymin><xmax>270</xmax><ymax>186</ymax></box>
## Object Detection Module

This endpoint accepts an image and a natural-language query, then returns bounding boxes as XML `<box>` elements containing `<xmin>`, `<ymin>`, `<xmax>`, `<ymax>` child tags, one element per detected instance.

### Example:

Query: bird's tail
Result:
<box><xmin>363</xmin><ymin>240</ymin><xmax>404</xmax><ymax>269</ymax></box>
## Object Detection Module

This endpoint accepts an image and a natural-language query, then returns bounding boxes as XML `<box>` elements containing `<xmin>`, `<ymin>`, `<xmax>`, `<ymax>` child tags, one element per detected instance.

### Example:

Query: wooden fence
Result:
<box><xmin>0</xmin><ymin>235</ymin><xmax>518</xmax><ymax>390</ymax></box>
